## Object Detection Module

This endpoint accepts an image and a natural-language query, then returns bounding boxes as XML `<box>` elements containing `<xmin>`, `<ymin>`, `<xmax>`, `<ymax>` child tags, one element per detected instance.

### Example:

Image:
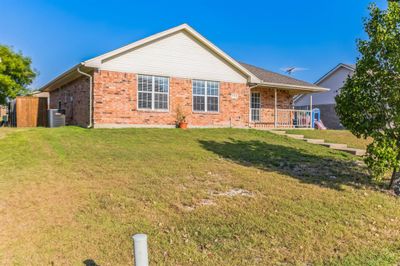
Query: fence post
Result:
<box><xmin>274</xmin><ymin>88</ymin><xmax>278</xmax><ymax>128</ymax></box>
<box><xmin>132</xmin><ymin>234</ymin><xmax>149</xmax><ymax>266</ymax></box>
<box><xmin>309</xmin><ymin>95</ymin><xmax>313</xmax><ymax>128</ymax></box>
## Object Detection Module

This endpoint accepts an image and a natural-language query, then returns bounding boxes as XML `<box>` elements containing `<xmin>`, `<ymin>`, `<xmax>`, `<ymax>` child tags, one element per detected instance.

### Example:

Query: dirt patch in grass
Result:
<box><xmin>210</xmin><ymin>188</ymin><xmax>254</xmax><ymax>197</ymax></box>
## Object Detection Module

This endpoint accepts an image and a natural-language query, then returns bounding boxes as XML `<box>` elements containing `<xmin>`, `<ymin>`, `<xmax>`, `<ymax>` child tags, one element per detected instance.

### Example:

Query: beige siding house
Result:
<box><xmin>294</xmin><ymin>63</ymin><xmax>355</xmax><ymax>129</ymax></box>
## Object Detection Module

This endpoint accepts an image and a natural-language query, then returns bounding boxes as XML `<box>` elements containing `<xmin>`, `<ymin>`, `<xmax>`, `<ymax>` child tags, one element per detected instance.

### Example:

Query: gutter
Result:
<box><xmin>77</xmin><ymin>65</ymin><xmax>93</xmax><ymax>128</ymax></box>
<box><xmin>250</xmin><ymin>82</ymin><xmax>329</xmax><ymax>93</ymax></box>
<box><xmin>39</xmin><ymin>64</ymin><xmax>81</xmax><ymax>92</ymax></box>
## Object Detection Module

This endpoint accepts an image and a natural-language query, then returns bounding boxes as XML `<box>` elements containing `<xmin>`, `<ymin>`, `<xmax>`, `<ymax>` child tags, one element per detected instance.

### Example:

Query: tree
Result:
<box><xmin>335</xmin><ymin>1</ymin><xmax>400</xmax><ymax>189</ymax></box>
<box><xmin>0</xmin><ymin>45</ymin><xmax>37</xmax><ymax>104</ymax></box>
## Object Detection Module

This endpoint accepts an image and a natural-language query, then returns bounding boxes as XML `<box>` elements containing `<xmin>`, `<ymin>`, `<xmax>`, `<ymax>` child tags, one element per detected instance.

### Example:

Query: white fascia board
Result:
<box><xmin>39</xmin><ymin>63</ymin><xmax>81</xmax><ymax>92</ymax></box>
<box><xmin>256</xmin><ymin>82</ymin><xmax>330</xmax><ymax>93</ymax></box>
<box><xmin>40</xmin><ymin>63</ymin><xmax>96</xmax><ymax>92</ymax></box>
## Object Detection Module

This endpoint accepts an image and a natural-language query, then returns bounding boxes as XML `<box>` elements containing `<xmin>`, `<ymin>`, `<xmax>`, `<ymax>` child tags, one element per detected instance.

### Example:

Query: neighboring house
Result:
<box><xmin>294</xmin><ymin>63</ymin><xmax>355</xmax><ymax>129</ymax></box>
<box><xmin>30</xmin><ymin>91</ymin><xmax>50</xmax><ymax>98</ymax></box>
<box><xmin>40</xmin><ymin>24</ymin><xmax>328</xmax><ymax>129</ymax></box>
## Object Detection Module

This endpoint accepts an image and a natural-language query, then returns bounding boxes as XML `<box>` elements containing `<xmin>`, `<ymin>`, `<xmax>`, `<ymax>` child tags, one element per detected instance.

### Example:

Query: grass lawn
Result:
<box><xmin>285</xmin><ymin>129</ymin><xmax>373</xmax><ymax>150</ymax></box>
<box><xmin>0</xmin><ymin>127</ymin><xmax>399</xmax><ymax>265</ymax></box>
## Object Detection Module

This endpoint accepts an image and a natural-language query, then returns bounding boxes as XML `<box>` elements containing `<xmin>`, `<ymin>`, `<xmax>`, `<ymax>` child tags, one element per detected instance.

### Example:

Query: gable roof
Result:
<box><xmin>315</xmin><ymin>63</ymin><xmax>355</xmax><ymax>85</ymax></box>
<box><xmin>84</xmin><ymin>24</ymin><xmax>260</xmax><ymax>83</ymax></box>
<box><xmin>293</xmin><ymin>63</ymin><xmax>354</xmax><ymax>103</ymax></box>
<box><xmin>240</xmin><ymin>62</ymin><xmax>321</xmax><ymax>90</ymax></box>
<box><xmin>41</xmin><ymin>24</ymin><xmax>327</xmax><ymax>93</ymax></box>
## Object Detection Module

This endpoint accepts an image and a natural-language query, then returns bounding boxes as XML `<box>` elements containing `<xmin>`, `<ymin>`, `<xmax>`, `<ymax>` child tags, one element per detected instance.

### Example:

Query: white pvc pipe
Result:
<box><xmin>133</xmin><ymin>234</ymin><xmax>149</xmax><ymax>266</ymax></box>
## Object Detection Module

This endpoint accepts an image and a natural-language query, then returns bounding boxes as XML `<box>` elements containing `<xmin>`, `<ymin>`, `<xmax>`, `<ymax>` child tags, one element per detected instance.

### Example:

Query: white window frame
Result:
<box><xmin>250</xmin><ymin>92</ymin><xmax>261</xmax><ymax>122</ymax></box>
<box><xmin>137</xmin><ymin>74</ymin><xmax>170</xmax><ymax>111</ymax></box>
<box><xmin>192</xmin><ymin>80</ymin><xmax>220</xmax><ymax>113</ymax></box>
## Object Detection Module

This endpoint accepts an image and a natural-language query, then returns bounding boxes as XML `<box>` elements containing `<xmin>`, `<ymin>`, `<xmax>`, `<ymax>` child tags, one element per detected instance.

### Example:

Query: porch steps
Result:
<box><xmin>285</xmin><ymin>134</ymin><xmax>304</xmax><ymax>140</ymax></box>
<box><xmin>319</xmin><ymin>143</ymin><xmax>348</xmax><ymax>149</ymax></box>
<box><xmin>303</xmin><ymin>138</ymin><xmax>325</xmax><ymax>144</ymax></box>
<box><xmin>269</xmin><ymin>130</ymin><xmax>366</xmax><ymax>157</ymax></box>
<box><xmin>269</xmin><ymin>130</ymin><xmax>287</xmax><ymax>135</ymax></box>
<box><xmin>332</xmin><ymin>147</ymin><xmax>366</xmax><ymax>156</ymax></box>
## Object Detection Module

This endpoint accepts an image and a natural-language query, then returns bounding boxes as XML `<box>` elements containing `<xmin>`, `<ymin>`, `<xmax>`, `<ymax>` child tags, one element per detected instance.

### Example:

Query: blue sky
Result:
<box><xmin>0</xmin><ymin>0</ymin><xmax>387</xmax><ymax>89</ymax></box>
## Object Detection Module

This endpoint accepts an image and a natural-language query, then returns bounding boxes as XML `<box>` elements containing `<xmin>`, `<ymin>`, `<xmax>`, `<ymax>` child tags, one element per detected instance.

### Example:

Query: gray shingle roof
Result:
<box><xmin>239</xmin><ymin>62</ymin><xmax>319</xmax><ymax>88</ymax></box>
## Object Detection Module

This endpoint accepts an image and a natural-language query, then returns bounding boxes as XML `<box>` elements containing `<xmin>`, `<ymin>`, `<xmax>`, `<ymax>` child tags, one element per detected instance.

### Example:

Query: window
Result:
<box><xmin>251</xmin><ymin>92</ymin><xmax>261</xmax><ymax>122</ymax></box>
<box><xmin>192</xmin><ymin>80</ymin><xmax>219</xmax><ymax>112</ymax></box>
<box><xmin>138</xmin><ymin>74</ymin><xmax>169</xmax><ymax>110</ymax></box>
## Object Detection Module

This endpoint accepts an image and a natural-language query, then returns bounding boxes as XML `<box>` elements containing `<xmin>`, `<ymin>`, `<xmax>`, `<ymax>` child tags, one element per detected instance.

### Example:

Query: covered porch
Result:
<box><xmin>249</xmin><ymin>84</ymin><xmax>317</xmax><ymax>129</ymax></box>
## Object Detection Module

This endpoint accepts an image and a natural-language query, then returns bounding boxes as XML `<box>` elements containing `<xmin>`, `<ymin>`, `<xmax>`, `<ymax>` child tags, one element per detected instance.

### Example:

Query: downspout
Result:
<box><xmin>77</xmin><ymin>66</ymin><xmax>93</xmax><ymax>128</ymax></box>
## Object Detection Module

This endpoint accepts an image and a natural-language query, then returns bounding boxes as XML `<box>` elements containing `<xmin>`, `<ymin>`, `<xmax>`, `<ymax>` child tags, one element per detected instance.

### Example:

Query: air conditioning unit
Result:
<box><xmin>48</xmin><ymin>109</ymin><xmax>65</xmax><ymax>128</ymax></box>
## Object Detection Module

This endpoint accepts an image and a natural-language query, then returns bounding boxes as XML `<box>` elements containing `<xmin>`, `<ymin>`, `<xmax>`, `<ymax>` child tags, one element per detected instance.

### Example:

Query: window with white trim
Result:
<box><xmin>138</xmin><ymin>74</ymin><xmax>169</xmax><ymax>110</ymax></box>
<box><xmin>251</xmin><ymin>92</ymin><xmax>261</xmax><ymax>122</ymax></box>
<box><xmin>192</xmin><ymin>80</ymin><xmax>219</xmax><ymax>112</ymax></box>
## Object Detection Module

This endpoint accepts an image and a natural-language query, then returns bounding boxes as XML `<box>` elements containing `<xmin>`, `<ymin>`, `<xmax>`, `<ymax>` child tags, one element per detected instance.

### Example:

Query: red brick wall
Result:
<box><xmin>92</xmin><ymin>70</ymin><xmax>250</xmax><ymax>128</ymax></box>
<box><xmin>250</xmin><ymin>88</ymin><xmax>293</xmax><ymax>128</ymax></box>
<box><xmin>49</xmin><ymin>76</ymin><xmax>90</xmax><ymax>127</ymax></box>
<box><xmin>49</xmin><ymin>70</ymin><xmax>294</xmax><ymax>128</ymax></box>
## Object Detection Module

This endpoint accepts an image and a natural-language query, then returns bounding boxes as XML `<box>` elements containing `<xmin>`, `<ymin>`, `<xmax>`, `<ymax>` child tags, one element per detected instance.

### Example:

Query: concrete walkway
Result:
<box><xmin>270</xmin><ymin>130</ymin><xmax>366</xmax><ymax>156</ymax></box>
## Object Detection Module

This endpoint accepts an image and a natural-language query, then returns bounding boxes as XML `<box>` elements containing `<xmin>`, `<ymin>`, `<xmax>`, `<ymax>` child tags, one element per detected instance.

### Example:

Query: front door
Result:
<box><xmin>251</xmin><ymin>92</ymin><xmax>261</xmax><ymax>122</ymax></box>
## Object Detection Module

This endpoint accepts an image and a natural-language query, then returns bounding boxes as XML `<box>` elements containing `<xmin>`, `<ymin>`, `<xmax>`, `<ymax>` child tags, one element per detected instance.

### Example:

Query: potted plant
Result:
<box><xmin>176</xmin><ymin>106</ymin><xmax>188</xmax><ymax>129</ymax></box>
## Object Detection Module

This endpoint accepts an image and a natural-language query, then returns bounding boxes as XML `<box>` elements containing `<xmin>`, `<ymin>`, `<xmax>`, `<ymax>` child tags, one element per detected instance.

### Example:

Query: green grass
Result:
<box><xmin>285</xmin><ymin>129</ymin><xmax>373</xmax><ymax>149</ymax></box>
<box><xmin>0</xmin><ymin>127</ymin><xmax>399</xmax><ymax>265</ymax></box>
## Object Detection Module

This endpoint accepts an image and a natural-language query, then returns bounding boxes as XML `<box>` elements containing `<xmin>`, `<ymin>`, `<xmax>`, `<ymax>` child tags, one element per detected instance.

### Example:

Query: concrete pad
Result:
<box><xmin>333</xmin><ymin>147</ymin><xmax>366</xmax><ymax>156</ymax></box>
<box><xmin>303</xmin><ymin>138</ymin><xmax>325</xmax><ymax>144</ymax></box>
<box><xmin>285</xmin><ymin>134</ymin><xmax>304</xmax><ymax>140</ymax></box>
<box><xmin>270</xmin><ymin>131</ymin><xmax>287</xmax><ymax>135</ymax></box>
<box><xmin>319</xmin><ymin>143</ymin><xmax>348</xmax><ymax>149</ymax></box>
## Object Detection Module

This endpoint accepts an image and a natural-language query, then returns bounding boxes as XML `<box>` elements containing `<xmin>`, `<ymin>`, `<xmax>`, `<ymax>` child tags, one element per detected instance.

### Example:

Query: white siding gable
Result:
<box><xmin>295</xmin><ymin>67</ymin><xmax>353</xmax><ymax>106</ymax></box>
<box><xmin>98</xmin><ymin>31</ymin><xmax>248</xmax><ymax>83</ymax></box>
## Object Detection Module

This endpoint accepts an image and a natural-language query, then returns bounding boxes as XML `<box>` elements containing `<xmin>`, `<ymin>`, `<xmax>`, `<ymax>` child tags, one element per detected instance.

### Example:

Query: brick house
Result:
<box><xmin>41</xmin><ymin>24</ymin><xmax>327</xmax><ymax>128</ymax></box>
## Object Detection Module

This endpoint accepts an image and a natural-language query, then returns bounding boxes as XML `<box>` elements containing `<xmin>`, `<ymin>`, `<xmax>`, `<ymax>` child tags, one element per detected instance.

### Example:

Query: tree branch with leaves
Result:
<box><xmin>0</xmin><ymin>45</ymin><xmax>37</xmax><ymax>104</ymax></box>
<box><xmin>336</xmin><ymin>1</ymin><xmax>400</xmax><ymax>190</ymax></box>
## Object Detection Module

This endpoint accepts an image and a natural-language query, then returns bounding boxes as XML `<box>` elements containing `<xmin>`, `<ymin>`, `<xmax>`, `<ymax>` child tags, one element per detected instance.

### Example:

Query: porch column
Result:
<box><xmin>274</xmin><ymin>89</ymin><xmax>278</xmax><ymax>128</ymax></box>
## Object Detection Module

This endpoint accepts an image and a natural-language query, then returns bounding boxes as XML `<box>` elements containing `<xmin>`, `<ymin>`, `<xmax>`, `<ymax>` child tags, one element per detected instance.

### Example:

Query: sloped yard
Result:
<box><xmin>0</xmin><ymin>127</ymin><xmax>398</xmax><ymax>265</ymax></box>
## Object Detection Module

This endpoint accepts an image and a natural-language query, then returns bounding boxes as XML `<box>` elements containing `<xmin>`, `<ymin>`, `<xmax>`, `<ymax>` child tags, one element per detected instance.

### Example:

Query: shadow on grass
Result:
<box><xmin>199</xmin><ymin>139</ymin><xmax>372</xmax><ymax>191</ymax></box>
<box><xmin>83</xmin><ymin>259</ymin><xmax>100</xmax><ymax>266</ymax></box>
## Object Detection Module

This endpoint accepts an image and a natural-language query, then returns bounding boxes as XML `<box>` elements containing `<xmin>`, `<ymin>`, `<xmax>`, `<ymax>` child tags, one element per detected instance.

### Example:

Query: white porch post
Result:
<box><xmin>274</xmin><ymin>89</ymin><xmax>278</xmax><ymax>128</ymax></box>
<box><xmin>309</xmin><ymin>95</ymin><xmax>313</xmax><ymax>128</ymax></box>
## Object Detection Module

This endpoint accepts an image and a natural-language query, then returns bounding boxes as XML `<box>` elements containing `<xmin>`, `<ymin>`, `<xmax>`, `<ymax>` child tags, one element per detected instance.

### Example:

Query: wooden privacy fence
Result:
<box><xmin>9</xmin><ymin>97</ymin><xmax>48</xmax><ymax>127</ymax></box>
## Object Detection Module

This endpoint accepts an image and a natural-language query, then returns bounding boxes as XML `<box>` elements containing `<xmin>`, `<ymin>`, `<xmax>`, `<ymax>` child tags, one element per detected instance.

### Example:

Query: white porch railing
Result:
<box><xmin>277</xmin><ymin>109</ymin><xmax>312</xmax><ymax>128</ymax></box>
<box><xmin>250</xmin><ymin>108</ymin><xmax>312</xmax><ymax>129</ymax></box>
